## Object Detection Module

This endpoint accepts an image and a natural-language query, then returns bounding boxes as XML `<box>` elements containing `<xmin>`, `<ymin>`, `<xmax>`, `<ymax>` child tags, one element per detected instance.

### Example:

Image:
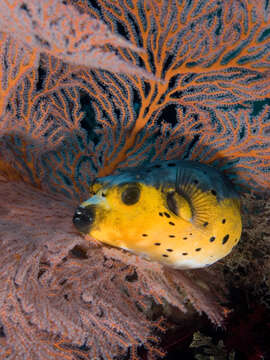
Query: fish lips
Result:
<box><xmin>73</xmin><ymin>193</ymin><xmax>107</xmax><ymax>234</ymax></box>
<box><xmin>73</xmin><ymin>205</ymin><xmax>96</xmax><ymax>234</ymax></box>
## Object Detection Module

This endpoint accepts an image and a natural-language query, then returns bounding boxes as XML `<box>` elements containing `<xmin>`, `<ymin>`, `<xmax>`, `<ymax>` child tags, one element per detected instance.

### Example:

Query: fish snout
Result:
<box><xmin>73</xmin><ymin>205</ymin><xmax>96</xmax><ymax>234</ymax></box>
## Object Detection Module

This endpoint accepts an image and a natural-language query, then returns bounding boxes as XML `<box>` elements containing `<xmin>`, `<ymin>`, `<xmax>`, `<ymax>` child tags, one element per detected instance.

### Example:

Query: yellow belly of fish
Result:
<box><xmin>90</xmin><ymin>186</ymin><xmax>242</xmax><ymax>269</ymax></box>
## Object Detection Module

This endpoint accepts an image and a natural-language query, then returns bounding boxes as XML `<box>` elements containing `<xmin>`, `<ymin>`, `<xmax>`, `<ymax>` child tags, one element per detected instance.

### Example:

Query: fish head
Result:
<box><xmin>73</xmin><ymin>171</ymin><xmax>192</xmax><ymax>251</ymax></box>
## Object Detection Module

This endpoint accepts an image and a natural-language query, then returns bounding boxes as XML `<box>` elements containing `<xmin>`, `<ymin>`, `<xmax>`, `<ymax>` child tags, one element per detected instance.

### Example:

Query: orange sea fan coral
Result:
<box><xmin>0</xmin><ymin>33</ymin><xmax>39</xmax><ymax>117</ymax></box>
<box><xmin>40</xmin><ymin>0</ymin><xmax>270</xmax><ymax>195</ymax></box>
<box><xmin>1</xmin><ymin>0</ymin><xmax>270</xmax><ymax>196</ymax></box>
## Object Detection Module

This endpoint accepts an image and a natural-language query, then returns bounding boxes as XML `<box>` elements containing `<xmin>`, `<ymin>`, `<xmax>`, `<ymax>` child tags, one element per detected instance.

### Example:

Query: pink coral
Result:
<box><xmin>0</xmin><ymin>0</ymin><xmax>155</xmax><ymax>79</ymax></box>
<box><xmin>0</xmin><ymin>179</ymin><xmax>226</xmax><ymax>359</ymax></box>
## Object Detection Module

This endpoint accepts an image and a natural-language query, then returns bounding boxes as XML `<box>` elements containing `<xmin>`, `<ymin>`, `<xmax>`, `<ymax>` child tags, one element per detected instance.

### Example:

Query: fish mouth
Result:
<box><xmin>73</xmin><ymin>205</ymin><xmax>96</xmax><ymax>234</ymax></box>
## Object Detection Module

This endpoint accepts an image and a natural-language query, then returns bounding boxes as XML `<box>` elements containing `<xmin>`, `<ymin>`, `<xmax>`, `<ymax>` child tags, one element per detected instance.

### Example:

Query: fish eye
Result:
<box><xmin>121</xmin><ymin>184</ymin><xmax>141</xmax><ymax>205</ymax></box>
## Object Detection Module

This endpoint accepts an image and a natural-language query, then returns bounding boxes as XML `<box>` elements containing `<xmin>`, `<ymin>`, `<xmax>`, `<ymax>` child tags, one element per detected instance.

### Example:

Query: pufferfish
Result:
<box><xmin>73</xmin><ymin>160</ymin><xmax>242</xmax><ymax>269</ymax></box>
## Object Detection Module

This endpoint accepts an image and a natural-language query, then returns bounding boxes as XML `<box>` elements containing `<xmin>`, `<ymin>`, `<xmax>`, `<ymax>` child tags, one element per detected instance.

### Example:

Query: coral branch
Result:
<box><xmin>0</xmin><ymin>0</ymin><xmax>156</xmax><ymax>79</ymax></box>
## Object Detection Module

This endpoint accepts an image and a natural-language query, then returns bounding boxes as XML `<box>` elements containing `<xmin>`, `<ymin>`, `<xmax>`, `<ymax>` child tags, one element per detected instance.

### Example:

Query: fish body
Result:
<box><xmin>73</xmin><ymin>160</ymin><xmax>242</xmax><ymax>269</ymax></box>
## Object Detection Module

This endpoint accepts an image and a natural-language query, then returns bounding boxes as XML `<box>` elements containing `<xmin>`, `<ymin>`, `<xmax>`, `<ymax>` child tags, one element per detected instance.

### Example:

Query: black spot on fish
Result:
<box><xmin>222</xmin><ymin>234</ymin><xmax>230</xmax><ymax>244</ymax></box>
<box><xmin>164</xmin><ymin>212</ymin><xmax>171</xmax><ymax>218</ymax></box>
<box><xmin>189</xmin><ymin>233</ymin><xmax>192</xmax><ymax>235</ymax></box>
<box><xmin>182</xmin><ymin>252</ymin><xmax>188</xmax><ymax>255</ymax></box>
<box><xmin>209</xmin><ymin>236</ymin><xmax>215</xmax><ymax>242</ymax></box>
<box><xmin>162</xmin><ymin>254</ymin><xmax>169</xmax><ymax>257</ymax></box>
<box><xmin>222</xmin><ymin>219</ymin><xmax>226</xmax><ymax>224</ymax></box>
<box><xmin>169</xmin><ymin>235</ymin><xmax>175</xmax><ymax>238</ymax></box>
<box><xmin>142</xmin><ymin>234</ymin><xmax>148</xmax><ymax>237</ymax></box>
<box><xmin>211</xmin><ymin>190</ymin><xmax>217</xmax><ymax>196</ymax></box>
<box><xmin>169</xmin><ymin>221</ymin><xmax>175</xmax><ymax>226</ymax></box>
<box><xmin>154</xmin><ymin>242</ymin><xmax>161</xmax><ymax>246</ymax></box>
<box><xmin>183</xmin><ymin>237</ymin><xmax>187</xmax><ymax>240</ymax></box>
<box><xmin>159</xmin><ymin>212</ymin><xmax>163</xmax><ymax>217</ymax></box>
<box><xmin>203</xmin><ymin>222</ymin><xmax>208</xmax><ymax>227</ymax></box>
<box><xmin>168</xmin><ymin>162</ymin><xmax>176</xmax><ymax>167</ymax></box>
<box><xmin>195</xmin><ymin>248</ymin><xmax>201</xmax><ymax>251</ymax></box>
<box><xmin>166</xmin><ymin>249</ymin><xmax>173</xmax><ymax>252</ymax></box>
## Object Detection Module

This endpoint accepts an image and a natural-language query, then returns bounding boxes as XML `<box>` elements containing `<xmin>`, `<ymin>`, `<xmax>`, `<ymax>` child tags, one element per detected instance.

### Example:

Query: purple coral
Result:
<box><xmin>0</xmin><ymin>180</ymin><xmax>225</xmax><ymax>359</ymax></box>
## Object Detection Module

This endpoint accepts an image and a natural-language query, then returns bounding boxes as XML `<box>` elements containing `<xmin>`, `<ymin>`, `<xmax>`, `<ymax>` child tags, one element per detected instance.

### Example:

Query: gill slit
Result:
<box><xmin>175</xmin><ymin>167</ymin><xmax>212</xmax><ymax>229</ymax></box>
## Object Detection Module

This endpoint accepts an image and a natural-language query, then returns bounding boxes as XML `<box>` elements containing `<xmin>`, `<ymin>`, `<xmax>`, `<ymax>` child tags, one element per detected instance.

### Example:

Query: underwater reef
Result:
<box><xmin>0</xmin><ymin>0</ymin><xmax>270</xmax><ymax>359</ymax></box>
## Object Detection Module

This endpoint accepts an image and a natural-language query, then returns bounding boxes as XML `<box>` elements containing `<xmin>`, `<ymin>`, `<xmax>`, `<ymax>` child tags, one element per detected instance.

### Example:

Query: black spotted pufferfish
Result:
<box><xmin>73</xmin><ymin>160</ymin><xmax>242</xmax><ymax>269</ymax></box>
